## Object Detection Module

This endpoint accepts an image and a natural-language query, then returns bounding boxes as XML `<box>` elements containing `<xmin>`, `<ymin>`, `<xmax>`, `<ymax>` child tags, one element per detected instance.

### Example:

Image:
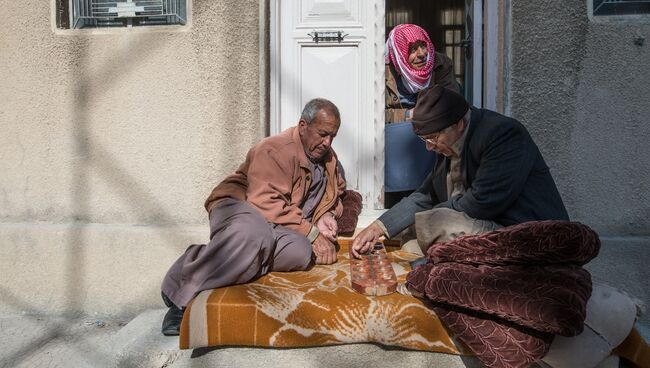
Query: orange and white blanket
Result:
<box><xmin>179</xmin><ymin>242</ymin><xmax>467</xmax><ymax>354</ymax></box>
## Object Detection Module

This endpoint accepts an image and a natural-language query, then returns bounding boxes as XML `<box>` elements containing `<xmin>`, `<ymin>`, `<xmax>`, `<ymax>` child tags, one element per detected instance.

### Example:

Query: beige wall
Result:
<box><xmin>507</xmin><ymin>1</ymin><xmax>650</xmax><ymax>323</ymax></box>
<box><xmin>0</xmin><ymin>0</ymin><xmax>266</xmax><ymax>316</ymax></box>
<box><xmin>508</xmin><ymin>1</ymin><xmax>650</xmax><ymax>236</ymax></box>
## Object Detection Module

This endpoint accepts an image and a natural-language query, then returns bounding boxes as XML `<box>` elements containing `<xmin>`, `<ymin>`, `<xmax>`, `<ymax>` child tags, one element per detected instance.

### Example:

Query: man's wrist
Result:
<box><xmin>373</xmin><ymin>220</ymin><xmax>390</xmax><ymax>238</ymax></box>
<box><xmin>307</xmin><ymin>225</ymin><xmax>320</xmax><ymax>243</ymax></box>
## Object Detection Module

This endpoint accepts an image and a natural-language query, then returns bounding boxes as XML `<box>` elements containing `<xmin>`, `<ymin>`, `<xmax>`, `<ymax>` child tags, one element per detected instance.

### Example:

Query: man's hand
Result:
<box><xmin>316</xmin><ymin>212</ymin><xmax>338</xmax><ymax>242</ymax></box>
<box><xmin>312</xmin><ymin>234</ymin><xmax>337</xmax><ymax>265</ymax></box>
<box><xmin>351</xmin><ymin>222</ymin><xmax>386</xmax><ymax>258</ymax></box>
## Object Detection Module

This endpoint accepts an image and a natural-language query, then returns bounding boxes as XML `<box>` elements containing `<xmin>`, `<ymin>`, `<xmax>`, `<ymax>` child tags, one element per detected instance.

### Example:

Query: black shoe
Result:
<box><xmin>162</xmin><ymin>305</ymin><xmax>184</xmax><ymax>336</ymax></box>
<box><xmin>161</xmin><ymin>291</ymin><xmax>174</xmax><ymax>308</ymax></box>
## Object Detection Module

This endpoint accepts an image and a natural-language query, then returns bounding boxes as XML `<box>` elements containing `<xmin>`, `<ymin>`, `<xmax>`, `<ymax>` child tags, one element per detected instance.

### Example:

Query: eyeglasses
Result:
<box><xmin>417</xmin><ymin>124</ymin><xmax>456</xmax><ymax>144</ymax></box>
<box><xmin>417</xmin><ymin>133</ymin><xmax>441</xmax><ymax>145</ymax></box>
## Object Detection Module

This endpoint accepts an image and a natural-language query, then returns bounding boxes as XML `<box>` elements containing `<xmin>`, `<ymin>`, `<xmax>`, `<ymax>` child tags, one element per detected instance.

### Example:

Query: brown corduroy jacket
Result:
<box><xmin>204</xmin><ymin>126</ymin><xmax>346</xmax><ymax>237</ymax></box>
<box><xmin>385</xmin><ymin>51</ymin><xmax>460</xmax><ymax>123</ymax></box>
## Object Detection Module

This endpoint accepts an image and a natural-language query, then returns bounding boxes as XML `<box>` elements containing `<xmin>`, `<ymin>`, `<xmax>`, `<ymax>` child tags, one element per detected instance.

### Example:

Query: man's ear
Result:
<box><xmin>456</xmin><ymin>118</ymin><xmax>466</xmax><ymax>132</ymax></box>
<box><xmin>298</xmin><ymin>119</ymin><xmax>308</xmax><ymax>135</ymax></box>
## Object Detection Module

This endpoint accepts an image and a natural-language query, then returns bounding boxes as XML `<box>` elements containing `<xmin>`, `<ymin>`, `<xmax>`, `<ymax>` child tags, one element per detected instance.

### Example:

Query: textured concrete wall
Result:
<box><xmin>508</xmin><ymin>1</ymin><xmax>650</xmax><ymax>236</ymax></box>
<box><xmin>0</xmin><ymin>0</ymin><xmax>264</xmax><ymax>316</ymax></box>
<box><xmin>1</xmin><ymin>0</ymin><xmax>262</xmax><ymax>226</ymax></box>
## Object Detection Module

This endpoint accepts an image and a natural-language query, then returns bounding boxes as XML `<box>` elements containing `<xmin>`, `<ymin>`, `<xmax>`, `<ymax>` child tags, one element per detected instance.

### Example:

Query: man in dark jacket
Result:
<box><xmin>353</xmin><ymin>85</ymin><xmax>569</xmax><ymax>257</ymax></box>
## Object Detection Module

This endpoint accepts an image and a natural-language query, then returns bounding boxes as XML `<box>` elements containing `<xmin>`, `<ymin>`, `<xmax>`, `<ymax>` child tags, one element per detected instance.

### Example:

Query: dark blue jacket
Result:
<box><xmin>379</xmin><ymin>107</ymin><xmax>569</xmax><ymax>238</ymax></box>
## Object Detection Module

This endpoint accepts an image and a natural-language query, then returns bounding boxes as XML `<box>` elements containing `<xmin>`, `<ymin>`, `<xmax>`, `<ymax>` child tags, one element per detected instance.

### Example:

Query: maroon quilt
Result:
<box><xmin>407</xmin><ymin>220</ymin><xmax>600</xmax><ymax>368</ymax></box>
<box><xmin>337</xmin><ymin>189</ymin><xmax>363</xmax><ymax>236</ymax></box>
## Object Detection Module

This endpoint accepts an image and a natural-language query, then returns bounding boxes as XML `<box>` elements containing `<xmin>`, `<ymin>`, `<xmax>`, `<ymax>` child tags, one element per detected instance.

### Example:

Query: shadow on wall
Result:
<box><xmin>1</xmin><ymin>1</ymin><xmax>259</xmax><ymax>365</ymax></box>
<box><xmin>1</xmin><ymin>32</ymin><xmax>175</xmax><ymax>368</ymax></box>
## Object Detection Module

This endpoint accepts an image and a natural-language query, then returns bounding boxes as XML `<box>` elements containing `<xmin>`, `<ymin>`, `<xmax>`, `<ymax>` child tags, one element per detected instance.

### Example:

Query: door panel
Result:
<box><xmin>300</xmin><ymin>45</ymin><xmax>360</xmax><ymax>189</ymax></box>
<box><xmin>273</xmin><ymin>0</ymin><xmax>383</xmax><ymax>206</ymax></box>
<box><xmin>299</xmin><ymin>0</ymin><xmax>361</xmax><ymax>26</ymax></box>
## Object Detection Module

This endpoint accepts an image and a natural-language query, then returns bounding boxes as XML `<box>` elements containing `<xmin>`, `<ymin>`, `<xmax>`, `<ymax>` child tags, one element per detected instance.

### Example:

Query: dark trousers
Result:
<box><xmin>162</xmin><ymin>198</ymin><xmax>313</xmax><ymax>308</ymax></box>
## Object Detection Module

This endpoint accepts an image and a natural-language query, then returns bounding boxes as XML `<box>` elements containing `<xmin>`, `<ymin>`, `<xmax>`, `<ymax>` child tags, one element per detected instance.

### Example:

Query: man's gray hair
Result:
<box><xmin>301</xmin><ymin>98</ymin><xmax>340</xmax><ymax>124</ymax></box>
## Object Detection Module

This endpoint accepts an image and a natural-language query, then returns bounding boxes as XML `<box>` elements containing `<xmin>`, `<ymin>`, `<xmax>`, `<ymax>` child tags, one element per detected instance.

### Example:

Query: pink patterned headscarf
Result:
<box><xmin>385</xmin><ymin>24</ymin><xmax>435</xmax><ymax>94</ymax></box>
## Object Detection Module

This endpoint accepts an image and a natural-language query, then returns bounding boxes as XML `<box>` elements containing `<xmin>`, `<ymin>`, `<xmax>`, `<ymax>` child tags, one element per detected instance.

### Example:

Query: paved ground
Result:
<box><xmin>0</xmin><ymin>315</ymin><xmax>125</xmax><ymax>368</ymax></box>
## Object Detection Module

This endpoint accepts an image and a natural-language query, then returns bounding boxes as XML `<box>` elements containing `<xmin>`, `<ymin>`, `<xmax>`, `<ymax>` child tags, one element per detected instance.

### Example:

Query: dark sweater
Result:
<box><xmin>379</xmin><ymin>107</ymin><xmax>569</xmax><ymax>237</ymax></box>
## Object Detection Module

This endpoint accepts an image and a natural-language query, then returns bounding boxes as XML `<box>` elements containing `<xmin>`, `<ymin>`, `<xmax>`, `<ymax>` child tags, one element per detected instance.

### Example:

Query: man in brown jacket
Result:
<box><xmin>160</xmin><ymin>98</ymin><xmax>346</xmax><ymax>335</ymax></box>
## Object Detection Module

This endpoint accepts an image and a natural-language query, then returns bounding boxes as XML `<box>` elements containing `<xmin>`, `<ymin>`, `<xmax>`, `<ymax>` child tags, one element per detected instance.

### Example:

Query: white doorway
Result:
<box><xmin>270</xmin><ymin>0</ymin><xmax>385</xmax><ymax>210</ymax></box>
<box><xmin>269</xmin><ymin>0</ymin><xmax>501</xmax><ymax>211</ymax></box>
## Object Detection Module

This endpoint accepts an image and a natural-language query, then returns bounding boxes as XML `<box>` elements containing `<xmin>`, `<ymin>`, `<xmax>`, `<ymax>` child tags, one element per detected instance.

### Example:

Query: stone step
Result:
<box><xmin>3</xmin><ymin>309</ymin><xmax>647</xmax><ymax>368</ymax></box>
<box><xmin>111</xmin><ymin>309</ymin><xmax>482</xmax><ymax>368</ymax></box>
<box><xmin>111</xmin><ymin>309</ymin><xmax>186</xmax><ymax>368</ymax></box>
<box><xmin>107</xmin><ymin>309</ymin><xmax>650</xmax><ymax>368</ymax></box>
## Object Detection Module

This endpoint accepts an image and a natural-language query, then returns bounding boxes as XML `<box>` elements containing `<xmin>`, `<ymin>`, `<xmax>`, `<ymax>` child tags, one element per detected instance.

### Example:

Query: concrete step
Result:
<box><xmin>111</xmin><ymin>309</ymin><xmax>186</xmax><ymax>368</ymax></box>
<box><xmin>3</xmin><ymin>309</ymin><xmax>646</xmax><ymax>368</ymax></box>
<box><xmin>167</xmin><ymin>343</ymin><xmax>482</xmax><ymax>368</ymax></box>
<box><xmin>112</xmin><ymin>309</ymin><xmax>482</xmax><ymax>368</ymax></box>
<box><xmin>112</xmin><ymin>310</ymin><xmax>650</xmax><ymax>368</ymax></box>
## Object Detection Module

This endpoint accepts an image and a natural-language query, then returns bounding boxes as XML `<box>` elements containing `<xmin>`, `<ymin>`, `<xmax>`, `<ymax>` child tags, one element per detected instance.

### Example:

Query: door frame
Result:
<box><xmin>483</xmin><ymin>0</ymin><xmax>506</xmax><ymax>112</ymax></box>
<box><xmin>469</xmin><ymin>0</ymin><xmax>483</xmax><ymax>106</ymax></box>
<box><xmin>269</xmin><ymin>0</ymin><xmax>281</xmax><ymax>136</ymax></box>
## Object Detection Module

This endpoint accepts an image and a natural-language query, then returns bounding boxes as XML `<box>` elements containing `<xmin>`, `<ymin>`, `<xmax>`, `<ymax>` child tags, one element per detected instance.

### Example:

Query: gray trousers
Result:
<box><xmin>162</xmin><ymin>198</ymin><xmax>313</xmax><ymax>308</ymax></box>
<box><xmin>401</xmin><ymin>208</ymin><xmax>502</xmax><ymax>256</ymax></box>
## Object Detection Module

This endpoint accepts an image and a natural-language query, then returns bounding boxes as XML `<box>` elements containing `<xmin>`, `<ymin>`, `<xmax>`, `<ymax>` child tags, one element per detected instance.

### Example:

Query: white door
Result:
<box><xmin>270</xmin><ymin>0</ymin><xmax>385</xmax><ymax>210</ymax></box>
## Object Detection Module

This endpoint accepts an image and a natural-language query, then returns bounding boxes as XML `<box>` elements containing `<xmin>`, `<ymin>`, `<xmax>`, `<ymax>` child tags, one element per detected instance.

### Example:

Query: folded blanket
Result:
<box><xmin>427</xmin><ymin>220</ymin><xmax>600</xmax><ymax>266</ymax></box>
<box><xmin>433</xmin><ymin>305</ymin><xmax>552</xmax><ymax>368</ymax></box>
<box><xmin>337</xmin><ymin>190</ymin><xmax>363</xmax><ymax>235</ymax></box>
<box><xmin>407</xmin><ymin>220</ymin><xmax>600</xmax><ymax>368</ymax></box>
<box><xmin>410</xmin><ymin>262</ymin><xmax>592</xmax><ymax>336</ymax></box>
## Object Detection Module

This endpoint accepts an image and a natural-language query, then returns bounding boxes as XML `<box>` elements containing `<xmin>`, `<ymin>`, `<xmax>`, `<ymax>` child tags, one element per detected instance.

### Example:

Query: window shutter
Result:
<box><xmin>71</xmin><ymin>0</ymin><xmax>187</xmax><ymax>29</ymax></box>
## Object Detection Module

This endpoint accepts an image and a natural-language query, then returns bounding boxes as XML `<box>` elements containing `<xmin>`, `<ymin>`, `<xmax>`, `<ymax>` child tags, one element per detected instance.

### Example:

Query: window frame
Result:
<box><xmin>52</xmin><ymin>0</ymin><xmax>191</xmax><ymax>32</ymax></box>
<box><xmin>588</xmin><ymin>0</ymin><xmax>650</xmax><ymax>22</ymax></box>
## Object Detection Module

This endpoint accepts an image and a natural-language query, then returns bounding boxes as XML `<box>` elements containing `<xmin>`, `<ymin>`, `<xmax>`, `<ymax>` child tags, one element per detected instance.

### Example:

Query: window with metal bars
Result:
<box><xmin>56</xmin><ymin>0</ymin><xmax>187</xmax><ymax>29</ymax></box>
<box><xmin>592</xmin><ymin>0</ymin><xmax>650</xmax><ymax>16</ymax></box>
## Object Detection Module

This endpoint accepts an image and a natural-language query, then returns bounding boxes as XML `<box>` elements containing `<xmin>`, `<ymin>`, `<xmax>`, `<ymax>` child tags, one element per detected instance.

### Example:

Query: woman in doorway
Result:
<box><xmin>385</xmin><ymin>23</ymin><xmax>460</xmax><ymax>123</ymax></box>
<box><xmin>384</xmin><ymin>24</ymin><xmax>460</xmax><ymax>208</ymax></box>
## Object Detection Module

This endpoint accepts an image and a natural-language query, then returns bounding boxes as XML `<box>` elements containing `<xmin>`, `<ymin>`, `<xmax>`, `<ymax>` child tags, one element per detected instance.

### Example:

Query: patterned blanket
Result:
<box><xmin>337</xmin><ymin>190</ymin><xmax>363</xmax><ymax>236</ymax></box>
<box><xmin>407</xmin><ymin>220</ymin><xmax>600</xmax><ymax>368</ymax></box>
<box><xmin>179</xmin><ymin>241</ymin><xmax>467</xmax><ymax>354</ymax></box>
